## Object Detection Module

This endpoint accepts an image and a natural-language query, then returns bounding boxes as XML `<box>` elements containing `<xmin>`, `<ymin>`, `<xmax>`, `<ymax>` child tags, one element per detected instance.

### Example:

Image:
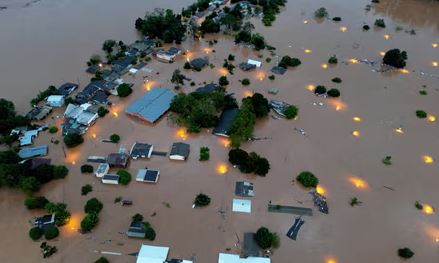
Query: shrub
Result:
<box><xmin>268</xmin><ymin>75</ymin><xmax>275</xmax><ymax>80</ymax></box>
<box><xmin>328</xmin><ymin>55</ymin><xmax>338</xmax><ymax>64</ymax></box>
<box><xmin>40</xmin><ymin>242</ymin><xmax>57</xmax><ymax>258</ymax></box>
<box><xmin>382</xmin><ymin>156</ymin><xmax>392</xmax><ymax>165</ymax></box>
<box><xmin>332</xmin><ymin>77</ymin><xmax>342</xmax><ymax>83</ymax></box>
<box><xmin>183</xmin><ymin>61</ymin><xmax>191</xmax><ymax>69</ymax></box>
<box><xmin>97</xmin><ymin>106</ymin><xmax>109</xmax><ymax>117</ymax></box>
<box><xmin>117</xmin><ymin>84</ymin><xmax>133</xmax><ymax>97</ymax></box>
<box><xmin>228</xmin><ymin>148</ymin><xmax>249</xmax><ymax>166</ymax></box>
<box><xmin>19</xmin><ymin>176</ymin><xmax>41</xmax><ymax>194</ymax></box>
<box><xmin>84</xmin><ymin>198</ymin><xmax>103</xmax><ymax>214</ymax></box>
<box><xmin>374</xmin><ymin>19</ymin><xmax>386</xmax><ymax>28</ymax></box>
<box><xmin>415</xmin><ymin>201</ymin><xmax>423</xmax><ymax>210</ymax></box>
<box><xmin>25</xmin><ymin>196</ymin><xmax>49</xmax><ymax>210</ymax></box>
<box><xmin>228</xmin><ymin>54</ymin><xmax>235</xmax><ymax>61</ymax></box>
<box><xmin>109</xmin><ymin>134</ymin><xmax>120</xmax><ymax>143</ymax></box>
<box><xmin>314</xmin><ymin>7</ymin><xmax>328</xmax><ymax>18</ymax></box>
<box><xmin>144</xmin><ymin>223</ymin><xmax>156</xmax><ymax>240</ymax></box>
<box><xmin>29</xmin><ymin>227</ymin><xmax>44</xmax><ymax>240</ymax></box>
<box><xmin>255</xmin><ymin>227</ymin><xmax>277</xmax><ymax>249</ymax></box>
<box><xmin>283</xmin><ymin>105</ymin><xmax>299</xmax><ymax>119</ymax></box>
<box><xmin>314</xmin><ymin>85</ymin><xmax>327</xmax><ymax>95</ymax></box>
<box><xmin>296</xmin><ymin>171</ymin><xmax>319</xmax><ymax>188</ymax></box>
<box><xmin>266</xmin><ymin>57</ymin><xmax>272</xmax><ymax>63</ymax></box>
<box><xmin>398</xmin><ymin>248</ymin><xmax>414</xmax><ymax>259</ymax></box>
<box><xmin>132</xmin><ymin>213</ymin><xmax>144</xmax><ymax>223</ymax></box>
<box><xmin>199</xmin><ymin>147</ymin><xmax>210</xmax><ymax>161</ymax></box>
<box><xmin>254</xmin><ymin>157</ymin><xmax>270</xmax><ymax>176</ymax></box>
<box><xmin>64</xmin><ymin>133</ymin><xmax>84</xmax><ymax>148</ymax></box>
<box><xmin>81</xmin><ymin>184</ymin><xmax>93</xmax><ymax>196</ymax></box>
<box><xmin>81</xmin><ymin>164</ymin><xmax>93</xmax><ymax>173</ymax></box>
<box><xmin>416</xmin><ymin>110</ymin><xmax>427</xmax><ymax>119</ymax></box>
<box><xmin>332</xmin><ymin>17</ymin><xmax>342</xmax><ymax>22</ymax></box>
<box><xmin>44</xmin><ymin>226</ymin><xmax>59</xmax><ymax>240</ymax></box>
<box><xmin>48</xmin><ymin>126</ymin><xmax>58</xmax><ymax>134</ymax></box>
<box><xmin>279</xmin><ymin>56</ymin><xmax>301</xmax><ymax>68</ymax></box>
<box><xmin>383</xmin><ymin>49</ymin><xmax>408</xmax><ymax>68</ymax></box>
<box><xmin>419</xmin><ymin>90</ymin><xmax>427</xmax><ymax>95</ymax></box>
<box><xmin>94</xmin><ymin>257</ymin><xmax>110</xmax><ymax>263</ymax></box>
<box><xmin>350</xmin><ymin>197</ymin><xmax>362</xmax><ymax>206</ymax></box>
<box><xmin>117</xmin><ymin>170</ymin><xmax>132</xmax><ymax>185</ymax></box>
<box><xmin>327</xmin><ymin>88</ymin><xmax>341</xmax><ymax>98</ymax></box>
<box><xmin>241</xmin><ymin>79</ymin><xmax>250</xmax><ymax>86</ymax></box>
<box><xmin>53</xmin><ymin>165</ymin><xmax>69</xmax><ymax>179</ymax></box>
<box><xmin>219</xmin><ymin>76</ymin><xmax>229</xmax><ymax>86</ymax></box>
<box><xmin>194</xmin><ymin>193</ymin><xmax>211</xmax><ymax>207</ymax></box>
<box><xmin>81</xmin><ymin>212</ymin><xmax>99</xmax><ymax>232</ymax></box>
<box><xmin>363</xmin><ymin>25</ymin><xmax>370</xmax><ymax>31</ymax></box>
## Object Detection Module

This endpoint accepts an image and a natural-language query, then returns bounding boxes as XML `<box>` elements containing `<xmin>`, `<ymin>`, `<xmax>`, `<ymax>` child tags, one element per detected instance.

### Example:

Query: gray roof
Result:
<box><xmin>18</xmin><ymin>145</ymin><xmax>48</xmax><ymax>159</ymax></box>
<box><xmin>190</xmin><ymin>58</ymin><xmax>209</xmax><ymax>69</ymax></box>
<box><xmin>136</xmin><ymin>169</ymin><xmax>159</xmax><ymax>183</ymax></box>
<box><xmin>107</xmin><ymin>153</ymin><xmax>129</xmax><ymax>167</ymax></box>
<box><xmin>125</xmin><ymin>88</ymin><xmax>176</xmax><ymax>123</ymax></box>
<box><xmin>57</xmin><ymin>83</ymin><xmax>79</xmax><ymax>96</ymax></box>
<box><xmin>102</xmin><ymin>174</ymin><xmax>119</xmax><ymax>181</ymax></box>
<box><xmin>235</xmin><ymin>181</ymin><xmax>255</xmax><ymax>197</ymax></box>
<box><xmin>271</xmin><ymin>66</ymin><xmax>287</xmax><ymax>75</ymax></box>
<box><xmin>33</xmin><ymin>214</ymin><xmax>55</xmax><ymax>230</ymax></box>
<box><xmin>195</xmin><ymin>83</ymin><xmax>221</xmax><ymax>93</ymax></box>
<box><xmin>127</xmin><ymin>221</ymin><xmax>146</xmax><ymax>238</ymax></box>
<box><xmin>130</xmin><ymin>143</ymin><xmax>153</xmax><ymax>158</ymax></box>
<box><xmin>212</xmin><ymin>108</ymin><xmax>239</xmax><ymax>137</ymax></box>
<box><xmin>239</xmin><ymin>62</ymin><xmax>256</xmax><ymax>71</ymax></box>
<box><xmin>170</xmin><ymin>142</ymin><xmax>190</xmax><ymax>158</ymax></box>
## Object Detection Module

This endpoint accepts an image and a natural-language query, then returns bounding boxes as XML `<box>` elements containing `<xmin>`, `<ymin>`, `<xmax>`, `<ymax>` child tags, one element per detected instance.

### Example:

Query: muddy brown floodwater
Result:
<box><xmin>1</xmin><ymin>0</ymin><xmax>439</xmax><ymax>262</ymax></box>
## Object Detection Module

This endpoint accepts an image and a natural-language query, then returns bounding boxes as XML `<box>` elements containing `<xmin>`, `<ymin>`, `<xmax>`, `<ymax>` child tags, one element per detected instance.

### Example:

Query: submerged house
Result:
<box><xmin>63</xmin><ymin>103</ymin><xmax>98</xmax><ymax>135</ymax></box>
<box><xmin>212</xmin><ymin>108</ymin><xmax>239</xmax><ymax>137</ymax></box>
<box><xmin>195</xmin><ymin>83</ymin><xmax>221</xmax><ymax>93</ymax></box>
<box><xmin>136</xmin><ymin>168</ymin><xmax>160</xmax><ymax>183</ymax></box>
<box><xmin>102</xmin><ymin>174</ymin><xmax>119</xmax><ymax>185</ymax></box>
<box><xmin>46</xmin><ymin>95</ymin><xmax>65</xmax><ymax>107</ymax></box>
<box><xmin>190</xmin><ymin>58</ymin><xmax>209</xmax><ymax>70</ymax></box>
<box><xmin>156</xmin><ymin>47</ymin><xmax>182</xmax><ymax>62</ymax></box>
<box><xmin>26</xmin><ymin>106</ymin><xmax>52</xmax><ymax>121</ymax></box>
<box><xmin>127</xmin><ymin>221</ymin><xmax>147</xmax><ymax>238</ymax></box>
<box><xmin>95</xmin><ymin>163</ymin><xmax>110</xmax><ymax>178</ymax></box>
<box><xmin>247</xmin><ymin>59</ymin><xmax>262</xmax><ymax>68</ymax></box>
<box><xmin>57</xmin><ymin>83</ymin><xmax>79</xmax><ymax>96</ymax></box>
<box><xmin>235</xmin><ymin>181</ymin><xmax>255</xmax><ymax>197</ymax></box>
<box><xmin>218</xmin><ymin>253</ymin><xmax>271</xmax><ymax>263</ymax></box>
<box><xmin>169</xmin><ymin>142</ymin><xmax>190</xmax><ymax>161</ymax></box>
<box><xmin>18</xmin><ymin>145</ymin><xmax>48</xmax><ymax>159</ymax></box>
<box><xmin>19</xmin><ymin>129</ymin><xmax>39</xmax><ymax>146</ymax></box>
<box><xmin>232</xmin><ymin>199</ymin><xmax>252</xmax><ymax>213</ymax></box>
<box><xmin>125</xmin><ymin>88</ymin><xmax>176</xmax><ymax>123</ymax></box>
<box><xmin>239</xmin><ymin>62</ymin><xmax>257</xmax><ymax>71</ymax></box>
<box><xmin>111</xmin><ymin>55</ymin><xmax>136</xmax><ymax>74</ymax></box>
<box><xmin>107</xmin><ymin>153</ymin><xmax>130</xmax><ymax>168</ymax></box>
<box><xmin>31</xmin><ymin>214</ymin><xmax>55</xmax><ymax>231</ymax></box>
<box><xmin>136</xmin><ymin>244</ymin><xmax>169</xmax><ymax>263</ymax></box>
<box><xmin>130</xmin><ymin>143</ymin><xmax>154</xmax><ymax>159</ymax></box>
<box><xmin>271</xmin><ymin>66</ymin><xmax>287</xmax><ymax>75</ymax></box>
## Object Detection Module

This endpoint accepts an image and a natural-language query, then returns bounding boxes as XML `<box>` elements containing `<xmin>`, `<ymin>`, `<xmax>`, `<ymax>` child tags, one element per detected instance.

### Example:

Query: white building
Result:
<box><xmin>218</xmin><ymin>253</ymin><xmax>271</xmax><ymax>263</ymax></box>
<box><xmin>247</xmin><ymin>59</ymin><xmax>262</xmax><ymax>68</ymax></box>
<box><xmin>46</xmin><ymin>95</ymin><xmax>65</xmax><ymax>107</ymax></box>
<box><xmin>232</xmin><ymin>199</ymin><xmax>252</xmax><ymax>213</ymax></box>
<box><xmin>95</xmin><ymin>163</ymin><xmax>110</xmax><ymax>178</ymax></box>
<box><xmin>136</xmin><ymin>244</ymin><xmax>169</xmax><ymax>263</ymax></box>
<box><xmin>101</xmin><ymin>174</ymin><xmax>119</xmax><ymax>185</ymax></box>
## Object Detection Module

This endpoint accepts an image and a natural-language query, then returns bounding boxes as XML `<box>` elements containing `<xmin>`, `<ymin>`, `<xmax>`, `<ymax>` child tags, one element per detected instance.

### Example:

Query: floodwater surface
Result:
<box><xmin>1</xmin><ymin>0</ymin><xmax>439</xmax><ymax>263</ymax></box>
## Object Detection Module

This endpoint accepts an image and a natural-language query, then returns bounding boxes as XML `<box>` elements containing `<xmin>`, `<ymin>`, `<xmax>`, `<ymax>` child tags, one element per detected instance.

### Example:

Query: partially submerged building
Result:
<box><xmin>127</xmin><ymin>221</ymin><xmax>147</xmax><ymax>238</ymax></box>
<box><xmin>136</xmin><ymin>168</ymin><xmax>160</xmax><ymax>183</ymax></box>
<box><xmin>247</xmin><ymin>59</ymin><xmax>262</xmax><ymax>68</ymax></box>
<box><xmin>95</xmin><ymin>163</ymin><xmax>110</xmax><ymax>178</ymax></box>
<box><xmin>18</xmin><ymin>145</ymin><xmax>48</xmax><ymax>159</ymax></box>
<box><xmin>218</xmin><ymin>253</ymin><xmax>271</xmax><ymax>263</ymax></box>
<box><xmin>169</xmin><ymin>142</ymin><xmax>190</xmax><ymax>161</ymax></box>
<box><xmin>271</xmin><ymin>66</ymin><xmax>287</xmax><ymax>75</ymax></box>
<box><xmin>57</xmin><ymin>83</ymin><xmax>79</xmax><ymax>96</ymax></box>
<box><xmin>239</xmin><ymin>62</ymin><xmax>257</xmax><ymax>71</ymax></box>
<box><xmin>46</xmin><ymin>95</ymin><xmax>65</xmax><ymax>107</ymax></box>
<box><xmin>269</xmin><ymin>100</ymin><xmax>290</xmax><ymax>118</ymax></box>
<box><xmin>107</xmin><ymin>153</ymin><xmax>129</xmax><ymax>168</ymax></box>
<box><xmin>19</xmin><ymin>129</ymin><xmax>39</xmax><ymax>146</ymax></box>
<box><xmin>156</xmin><ymin>47</ymin><xmax>182</xmax><ymax>62</ymax></box>
<box><xmin>136</xmin><ymin>244</ymin><xmax>169</xmax><ymax>263</ymax></box>
<box><xmin>212</xmin><ymin>108</ymin><xmax>239</xmax><ymax>137</ymax></box>
<box><xmin>130</xmin><ymin>142</ymin><xmax>154</xmax><ymax>159</ymax></box>
<box><xmin>190</xmin><ymin>58</ymin><xmax>209</xmax><ymax>70</ymax></box>
<box><xmin>63</xmin><ymin>103</ymin><xmax>98</xmax><ymax>135</ymax></box>
<box><xmin>235</xmin><ymin>181</ymin><xmax>255</xmax><ymax>197</ymax></box>
<box><xmin>195</xmin><ymin>83</ymin><xmax>221</xmax><ymax>93</ymax></box>
<box><xmin>31</xmin><ymin>214</ymin><xmax>55</xmax><ymax>231</ymax></box>
<box><xmin>101</xmin><ymin>174</ymin><xmax>120</xmax><ymax>185</ymax></box>
<box><xmin>125</xmin><ymin>88</ymin><xmax>176</xmax><ymax>123</ymax></box>
<box><xmin>232</xmin><ymin>199</ymin><xmax>252</xmax><ymax>213</ymax></box>
<box><xmin>26</xmin><ymin>106</ymin><xmax>52</xmax><ymax>121</ymax></box>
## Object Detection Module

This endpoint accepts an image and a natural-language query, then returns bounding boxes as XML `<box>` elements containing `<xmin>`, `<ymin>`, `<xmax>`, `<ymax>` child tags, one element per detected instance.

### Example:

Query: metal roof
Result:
<box><xmin>218</xmin><ymin>253</ymin><xmax>270</xmax><ymax>263</ymax></box>
<box><xmin>137</xmin><ymin>244</ymin><xmax>169</xmax><ymax>263</ymax></box>
<box><xmin>212</xmin><ymin>108</ymin><xmax>239</xmax><ymax>137</ymax></box>
<box><xmin>18</xmin><ymin>145</ymin><xmax>48</xmax><ymax>159</ymax></box>
<box><xmin>125</xmin><ymin>88</ymin><xmax>176</xmax><ymax>123</ymax></box>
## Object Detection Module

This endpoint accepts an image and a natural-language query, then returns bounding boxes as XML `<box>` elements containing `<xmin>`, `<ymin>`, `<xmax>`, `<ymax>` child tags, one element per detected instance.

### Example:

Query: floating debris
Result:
<box><xmin>310</xmin><ymin>190</ymin><xmax>329</xmax><ymax>214</ymax></box>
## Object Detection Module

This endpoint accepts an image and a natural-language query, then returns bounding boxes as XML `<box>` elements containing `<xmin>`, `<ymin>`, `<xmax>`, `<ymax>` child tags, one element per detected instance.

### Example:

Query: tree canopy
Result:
<box><xmin>135</xmin><ymin>9</ymin><xmax>186</xmax><ymax>43</ymax></box>
<box><xmin>383</xmin><ymin>49</ymin><xmax>407</xmax><ymax>68</ymax></box>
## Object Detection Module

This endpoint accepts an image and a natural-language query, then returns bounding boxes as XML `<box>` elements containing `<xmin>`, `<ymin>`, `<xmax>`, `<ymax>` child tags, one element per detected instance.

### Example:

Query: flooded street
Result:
<box><xmin>1</xmin><ymin>0</ymin><xmax>439</xmax><ymax>262</ymax></box>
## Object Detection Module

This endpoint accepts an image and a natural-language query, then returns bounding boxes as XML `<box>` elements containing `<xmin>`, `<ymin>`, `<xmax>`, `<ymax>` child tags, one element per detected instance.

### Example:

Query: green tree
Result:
<box><xmin>109</xmin><ymin>134</ymin><xmax>120</xmax><ymax>143</ymax></box>
<box><xmin>416</xmin><ymin>110</ymin><xmax>427</xmax><ymax>118</ymax></box>
<box><xmin>251</xmin><ymin>33</ymin><xmax>266</xmax><ymax>50</ymax></box>
<box><xmin>297</xmin><ymin>171</ymin><xmax>319</xmax><ymax>188</ymax></box>
<box><xmin>81</xmin><ymin>184</ymin><xmax>93</xmax><ymax>196</ymax></box>
<box><xmin>383</xmin><ymin>49</ymin><xmax>407</xmax><ymax>68</ymax></box>
<box><xmin>328</xmin><ymin>55</ymin><xmax>338</xmax><ymax>64</ymax></box>
<box><xmin>44</xmin><ymin>226</ymin><xmax>59</xmax><ymax>240</ymax></box>
<box><xmin>228</xmin><ymin>148</ymin><xmax>249</xmax><ymax>166</ymax></box>
<box><xmin>135</xmin><ymin>9</ymin><xmax>186</xmax><ymax>43</ymax></box>
<box><xmin>25</xmin><ymin>196</ymin><xmax>49</xmax><ymax>209</ymax></box>
<box><xmin>199</xmin><ymin>147</ymin><xmax>210</xmax><ymax>161</ymax></box>
<box><xmin>144</xmin><ymin>223</ymin><xmax>156</xmax><ymax>240</ymax></box>
<box><xmin>283</xmin><ymin>105</ymin><xmax>299</xmax><ymax>119</ymax></box>
<box><xmin>398</xmin><ymin>248</ymin><xmax>414</xmax><ymax>259</ymax></box>
<box><xmin>255</xmin><ymin>227</ymin><xmax>276</xmax><ymax>249</ymax></box>
<box><xmin>331</xmin><ymin>77</ymin><xmax>342</xmax><ymax>83</ymax></box>
<box><xmin>53</xmin><ymin>165</ymin><xmax>69</xmax><ymax>179</ymax></box>
<box><xmin>132</xmin><ymin>213</ymin><xmax>144</xmax><ymax>223</ymax></box>
<box><xmin>219</xmin><ymin>76</ymin><xmax>229</xmax><ymax>86</ymax></box>
<box><xmin>314</xmin><ymin>85</ymin><xmax>327</xmax><ymax>95</ymax></box>
<box><xmin>117</xmin><ymin>170</ymin><xmax>131</xmax><ymax>185</ymax></box>
<box><xmin>81</xmin><ymin>212</ymin><xmax>99</xmax><ymax>232</ymax></box>
<box><xmin>84</xmin><ymin>198</ymin><xmax>103</xmax><ymax>214</ymax></box>
<box><xmin>117</xmin><ymin>84</ymin><xmax>133</xmax><ymax>97</ymax></box>
<box><xmin>97</xmin><ymin>107</ymin><xmax>109</xmax><ymax>117</ymax></box>
<box><xmin>48</xmin><ymin>126</ymin><xmax>58</xmax><ymax>134</ymax></box>
<box><xmin>94</xmin><ymin>257</ymin><xmax>110</xmax><ymax>263</ymax></box>
<box><xmin>194</xmin><ymin>193</ymin><xmax>211</xmax><ymax>207</ymax></box>
<box><xmin>241</xmin><ymin>79</ymin><xmax>250</xmax><ymax>85</ymax></box>
<box><xmin>29</xmin><ymin>227</ymin><xmax>44</xmax><ymax>241</ymax></box>
<box><xmin>102</xmin><ymin>40</ymin><xmax>116</xmax><ymax>54</ymax></box>
<box><xmin>19</xmin><ymin>176</ymin><xmax>40</xmax><ymax>194</ymax></box>
<box><xmin>64</xmin><ymin>133</ymin><xmax>84</xmax><ymax>148</ymax></box>
<box><xmin>374</xmin><ymin>19</ymin><xmax>386</xmax><ymax>28</ymax></box>
<box><xmin>80</xmin><ymin>164</ymin><xmax>93</xmax><ymax>173</ymax></box>
<box><xmin>254</xmin><ymin>157</ymin><xmax>270</xmax><ymax>176</ymax></box>
<box><xmin>327</xmin><ymin>88</ymin><xmax>341</xmax><ymax>98</ymax></box>
<box><xmin>314</xmin><ymin>7</ymin><xmax>328</xmax><ymax>18</ymax></box>
<box><xmin>279</xmin><ymin>56</ymin><xmax>301</xmax><ymax>68</ymax></box>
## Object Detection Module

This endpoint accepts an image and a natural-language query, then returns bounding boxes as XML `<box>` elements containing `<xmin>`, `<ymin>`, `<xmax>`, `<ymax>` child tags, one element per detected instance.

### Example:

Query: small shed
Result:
<box><xmin>136</xmin><ymin>244</ymin><xmax>169</xmax><ymax>263</ymax></box>
<box><xmin>136</xmin><ymin>169</ymin><xmax>160</xmax><ymax>183</ymax></box>
<box><xmin>130</xmin><ymin>143</ymin><xmax>154</xmax><ymax>159</ymax></box>
<box><xmin>232</xmin><ymin>199</ymin><xmax>252</xmax><ymax>213</ymax></box>
<box><xmin>271</xmin><ymin>66</ymin><xmax>287</xmax><ymax>75</ymax></box>
<box><xmin>169</xmin><ymin>142</ymin><xmax>190</xmax><ymax>161</ymax></box>
<box><xmin>127</xmin><ymin>221</ymin><xmax>146</xmax><ymax>238</ymax></box>
<box><xmin>95</xmin><ymin>163</ymin><xmax>110</xmax><ymax>178</ymax></box>
<box><xmin>235</xmin><ymin>181</ymin><xmax>255</xmax><ymax>197</ymax></box>
<box><xmin>46</xmin><ymin>95</ymin><xmax>65</xmax><ymax>107</ymax></box>
<box><xmin>247</xmin><ymin>59</ymin><xmax>262</xmax><ymax>68</ymax></box>
<box><xmin>107</xmin><ymin>153</ymin><xmax>129</xmax><ymax>168</ymax></box>
<box><xmin>102</xmin><ymin>174</ymin><xmax>119</xmax><ymax>185</ymax></box>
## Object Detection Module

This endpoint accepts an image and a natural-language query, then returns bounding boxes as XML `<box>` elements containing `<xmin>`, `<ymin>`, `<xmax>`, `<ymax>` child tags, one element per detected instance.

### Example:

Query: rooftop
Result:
<box><xmin>57</xmin><ymin>82</ymin><xmax>79</xmax><ymax>96</ymax></box>
<box><xmin>107</xmin><ymin>153</ymin><xmax>129</xmax><ymax>167</ymax></box>
<box><xmin>137</xmin><ymin>244</ymin><xmax>169</xmax><ymax>263</ymax></box>
<box><xmin>218</xmin><ymin>253</ymin><xmax>270</xmax><ymax>263</ymax></box>
<box><xmin>136</xmin><ymin>169</ymin><xmax>159</xmax><ymax>183</ymax></box>
<box><xmin>212</xmin><ymin>108</ymin><xmax>239</xmax><ymax>137</ymax></box>
<box><xmin>195</xmin><ymin>83</ymin><xmax>221</xmax><ymax>93</ymax></box>
<box><xmin>18</xmin><ymin>145</ymin><xmax>48</xmax><ymax>159</ymax></box>
<box><xmin>125</xmin><ymin>88</ymin><xmax>176</xmax><ymax>123</ymax></box>
<box><xmin>130</xmin><ymin>143</ymin><xmax>153</xmax><ymax>159</ymax></box>
<box><xmin>170</xmin><ymin>142</ymin><xmax>190</xmax><ymax>159</ymax></box>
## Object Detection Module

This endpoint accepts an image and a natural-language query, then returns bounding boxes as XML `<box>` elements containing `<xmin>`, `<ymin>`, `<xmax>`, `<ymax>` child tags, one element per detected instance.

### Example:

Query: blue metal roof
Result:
<box><xmin>125</xmin><ymin>88</ymin><xmax>176</xmax><ymax>123</ymax></box>
<box><xmin>18</xmin><ymin>145</ymin><xmax>48</xmax><ymax>159</ymax></box>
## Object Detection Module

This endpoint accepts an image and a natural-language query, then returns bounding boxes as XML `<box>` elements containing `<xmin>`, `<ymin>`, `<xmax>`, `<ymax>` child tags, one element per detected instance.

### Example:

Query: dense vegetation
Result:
<box><xmin>117</xmin><ymin>170</ymin><xmax>132</xmax><ymax>185</ymax></box>
<box><xmin>117</xmin><ymin>84</ymin><xmax>133</xmax><ymax>97</ymax></box>
<box><xmin>194</xmin><ymin>193</ymin><xmax>211</xmax><ymax>207</ymax></box>
<box><xmin>170</xmin><ymin>92</ymin><xmax>237</xmax><ymax>132</ymax></box>
<box><xmin>383</xmin><ymin>49</ymin><xmax>407</xmax><ymax>68</ymax></box>
<box><xmin>283</xmin><ymin>105</ymin><xmax>299</xmax><ymax>119</ymax></box>
<box><xmin>398</xmin><ymin>248</ymin><xmax>414</xmax><ymax>259</ymax></box>
<box><xmin>135</xmin><ymin>9</ymin><xmax>186</xmax><ymax>43</ymax></box>
<box><xmin>228</xmin><ymin>148</ymin><xmax>270</xmax><ymax>176</ymax></box>
<box><xmin>80</xmin><ymin>164</ymin><xmax>93</xmax><ymax>173</ymax></box>
<box><xmin>31</xmin><ymin>85</ymin><xmax>57</xmax><ymax>105</ymax></box>
<box><xmin>81</xmin><ymin>198</ymin><xmax>103</xmax><ymax>232</ymax></box>
<box><xmin>278</xmin><ymin>56</ymin><xmax>301</xmax><ymax>68</ymax></box>
<box><xmin>254</xmin><ymin>227</ymin><xmax>279</xmax><ymax>249</ymax></box>
<box><xmin>64</xmin><ymin>133</ymin><xmax>84</xmax><ymax>148</ymax></box>
<box><xmin>0</xmin><ymin>99</ymin><xmax>29</xmax><ymax>136</ymax></box>
<box><xmin>199</xmin><ymin>147</ymin><xmax>210</xmax><ymax>161</ymax></box>
<box><xmin>296</xmin><ymin>171</ymin><xmax>319</xmax><ymax>188</ymax></box>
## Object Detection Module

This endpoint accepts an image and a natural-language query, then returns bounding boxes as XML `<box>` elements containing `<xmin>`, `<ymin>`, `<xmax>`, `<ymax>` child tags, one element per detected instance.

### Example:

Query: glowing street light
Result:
<box><xmin>379</xmin><ymin>51</ymin><xmax>385</xmax><ymax>57</ymax></box>
<box><xmin>427</xmin><ymin>114</ymin><xmax>436</xmax><ymax>122</ymax></box>
<box><xmin>321</xmin><ymin>63</ymin><xmax>328</xmax><ymax>69</ymax></box>
<box><xmin>353</xmin><ymin>116</ymin><xmax>362</xmax><ymax>122</ymax></box>
<box><xmin>303</xmin><ymin>20</ymin><xmax>309</xmax><ymax>24</ymax></box>
<box><xmin>399</xmin><ymin>69</ymin><xmax>410</xmax><ymax>74</ymax></box>
<box><xmin>423</xmin><ymin>204</ymin><xmax>435</xmax><ymax>215</ymax></box>
<box><xmin>176</xmin><ymin>128</ymin><xmax>188</xmax><ymax>140</ymax></box>
<box><xmin>349</xmin><ymin>58</ymin><xmax>359</xmax><ymax>64</ymax></box>
<box><xmin>423</xmin><ymin>155</ymin><xmax>434</xmax><ymax>164</ymax></box>
<box><xmin>316</xmin><ymin>185</ymin><xmax>326</xmax><ymax>195</ymax></box>
<box><xmin>348</xmin><ymin>176</ymin><xmax>368</xmax><ymax>189</ymax></box>
<box><xmin>394</xmin><ymin>127</ymin><xmax>404</xmax><ymax>134</ymax></box>
<box><xmin>307</xmin><ymin>84</ymin><xmax>315</xmax><ymax>91</ymax></box>
<box><xmin>432</xmin><ymin>43</ymin><xmax>438</xmax><ymax>48</ymax></box>
<box><xmin>384</xmin><ymin>34</ymin><xmax>390</xmax><ymax>40</ymax></box>
<box><xmin>339</xmin><ymin>26</ymin><xmax>347</xmax><ymax>32</ymax></box>
<box><xmin>352</xmin><ymin>130</ymin><xmax>360</xmax><ymax>137</ymax></box>
<box><xmin>304</xmin><ymin>49</ymin><xmax>312</xmax><ymax>53</ymax></box>
<box><xmin>432</xmin><ymin>61</ymin><xmax>438</xmax><ymax>67</ymax></box>
<box><xmin>216</xmin><ymin>163</ymin><xmax>228</xmax><ymax>174</ymax></box>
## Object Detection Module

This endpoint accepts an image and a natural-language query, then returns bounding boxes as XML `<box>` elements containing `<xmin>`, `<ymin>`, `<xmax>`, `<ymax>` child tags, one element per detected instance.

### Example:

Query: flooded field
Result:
<box><xmin>1</xmin><ymin>0</ymin><xmax>439</xmax><ymax>262</ymax></box>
